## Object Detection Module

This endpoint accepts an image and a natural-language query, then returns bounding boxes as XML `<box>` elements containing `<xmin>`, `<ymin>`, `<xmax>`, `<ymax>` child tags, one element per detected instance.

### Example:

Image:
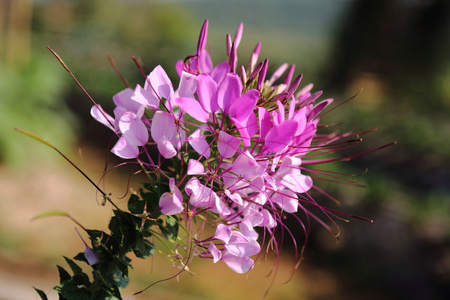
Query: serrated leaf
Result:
<box><xmin>33</xmin><ymin>287</ymin><xmax>48</xmax><ymax>300</ymax></box>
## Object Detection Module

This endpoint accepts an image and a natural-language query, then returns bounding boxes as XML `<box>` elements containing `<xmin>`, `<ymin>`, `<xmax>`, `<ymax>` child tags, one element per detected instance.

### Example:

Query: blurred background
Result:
<box><xmin>1</xmin><ymin>0</ymin><xmax>449</xmax><ymax>299</ymax></box>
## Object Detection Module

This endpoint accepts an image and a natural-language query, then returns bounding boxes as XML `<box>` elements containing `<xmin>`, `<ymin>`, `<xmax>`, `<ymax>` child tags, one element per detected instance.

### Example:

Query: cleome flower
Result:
<box><xmin>91</xmin><ymin>19</ymin><xmax>383</xmax><ymax>276</ymax></box>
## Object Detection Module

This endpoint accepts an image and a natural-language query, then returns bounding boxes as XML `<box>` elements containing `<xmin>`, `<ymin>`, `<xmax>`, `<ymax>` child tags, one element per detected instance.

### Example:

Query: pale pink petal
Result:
<box><xmin>208</xmin><ymin>242</ymin><xmax>222</xmax><ymax>263</ymax></box>
<box><xmin>261</xmin><ymin>209</ymin><xmax>277</xmax><ymax>228</ymax></box>
<box><xmin>226</xmin><ymin>232</ymin><xmax>260</xmax><ymax>257</ymax></box>
<box><xmin>113</xmin><ymin>88</ymin><xmax>142</xmax><ymax>113</ymax></box>
<box><xmin>221</xmin><ymin>253</ymin><xmax>254</xmax><ymax>274</ymax></box>
<box><xmin>118</xmin><ymin>112</ymin><xmax>148</xmax><ymax>146</ymax></box>
<box><xmin>111</xmin><ymin>136</ymin><xmax>139</xmax><ymax>159</ymax></box>
<box><xmin>132</xmin><ymin>84</ymin><xmax>160</xmax><ymax>110</ymax></box>
<box><xmin>177</xmin><ymin>72</ymin><xmax>198</xmax><ymax>98</ymax></box>
<box><xmin>151</xmin><ymin>111</ymin><xmax>175</xmax><ymax>142</ymax></box>
<box><xmin>159</xmin><ymin>189</ymin><xmax>183</xmax><ymax>215</ymax></box>
<box><xmin>91</xmin><ymin>105</ymin><xmax>115</xmax><ymax>131</ymax></box>
<box><xmin>156</xmin><ymin>135</ymin><xmax>177</xmax><ymax>159</ymax></box>
<box><xmin>187</xmin><ymin>159</ymin><xmax>205</xmax><ymax>175</ymax></box>
<box><xmin>188</xmin><ymin>129</ymin><xmax>211</xmax><ymax>158</ymax></box>
<box><xmin>146</xmin><ymin>65</ymin><xmax>174</xmax><ymax>100</ymax></box>
<box><xmin>213</xmin><ymin>224</ymin><xmax>232</xmax><ymax>244</ymax></box>
<box><xmin>271</xmin><ymin>190</ymin><xmax>298</xmax><ymax>213</ymax></box>
<box><xmin>281</xmin><ymin>171</ymin><xmax>313</xmax><ymax>193</ymax></box>
<box><xmin>239</xmin><ymin>220</ymin><xmax>259</xmax><ymax>241</ymax></box>
<box><xmin>175</xmin><ymin>97</ymin><xmax>209</xmax><ymax>123</ymax></box>
<box><xmin>218</xmin><ymin>131</ymin><xmax>241</xmax><ymax>158</ymax></box>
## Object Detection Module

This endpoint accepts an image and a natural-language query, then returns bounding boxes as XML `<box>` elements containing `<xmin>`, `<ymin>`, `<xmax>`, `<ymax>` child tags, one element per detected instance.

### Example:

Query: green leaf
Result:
<box><xmin>161</xmin><ymin>215</ymin><xmax>179</xmax><ymax>241</ymax></box>
<box><xmin>63</xmin><ymin>257</ymin><xmax>84</xmax><ymax>276</ymax></box>
<box><xmin>57</xmin><ymin>265</ymin><xmax>71</xmax><ymax>282</ymax></box>
<box><xmin>33</xmin><ymin>287</ymin><xmax>48</xmax><ymax>300</ymax></box>
<box><xmin>127</xmin><ymin>194</ymin><xmax>144</xmax><ymax>214</ymax></box>
<box><xmin>133</xmin><ymin>238</ymin><xmax>156</xmax><ymax>259</ymax></box>
<box><xmin>55</xmin><ymin>277</ymin><xmax>92</xmax><ymax>300</ymax></box>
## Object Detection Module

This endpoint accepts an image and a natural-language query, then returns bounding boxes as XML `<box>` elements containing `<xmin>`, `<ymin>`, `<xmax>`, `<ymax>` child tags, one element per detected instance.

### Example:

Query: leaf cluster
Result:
<box><xmin>35</xmin><ymin>182</ymin><xmax>179</xmax><ymax>300</ymax></box>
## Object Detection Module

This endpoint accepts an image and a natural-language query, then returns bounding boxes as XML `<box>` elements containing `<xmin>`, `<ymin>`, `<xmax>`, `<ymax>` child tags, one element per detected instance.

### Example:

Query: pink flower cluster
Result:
<box><xmin>91</xmin><ymin>20</ymin><xmax>351</xmax><ymax>274</ymax></box>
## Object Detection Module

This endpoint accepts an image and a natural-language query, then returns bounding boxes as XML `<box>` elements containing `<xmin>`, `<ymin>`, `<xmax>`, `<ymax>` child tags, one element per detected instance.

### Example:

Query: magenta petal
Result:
<box><xmin>188</xmin><ymin>129</ymin><xmax>211</xmax><ymax>159</ymax></box>
<box><xmin>265</xmin><ymin>120</ymin><xmax>298</xmax><ymax>153</ymax></box>
<box><xmin>218</xmin><ymin>131</ymin><xmax>241</xmax><ymax>158</ymax></box>
<box><xmin>232</xmin><ymin>112</ymin><xmax>257</xmax><ymax>148</ymax></box>
<box><xmin>210</xmin><ymin>61</ymin><xmax>230</xmax><ymax>84</ymax></box>
<box><xmin>175</xmin><ymin>97</ymin><xmax>209</xmax><ymax>123</ymax></box>
<box><xmin>258</xmin><ymin>107</ymin><xmax>272</xmax><ymax>140</ymax></box>
<box><xmin>228</xmin><ymin>89</ymin><xmax>259</xmax><ymax>122</ymax></box>
<box><xmin>197</xmin><ymin>74</ymin><xmax>218</xmax><ymax>113</ymax></box>
<box><xmin>216</xmin><ymin>73</ymin><xmax>242</xmax><ymax>113</ymax></box>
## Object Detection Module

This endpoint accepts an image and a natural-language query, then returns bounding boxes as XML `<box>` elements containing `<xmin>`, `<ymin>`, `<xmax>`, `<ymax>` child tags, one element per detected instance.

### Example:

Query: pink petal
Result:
<box><xmin>177</xmin><ymin>72</ymin><xmax>198</xmax><ymax>98</ymax></box>
<box><xmin>146</xmin><ymin>65</ymin><xmax>174</xmax><ymax>101</ymax></box>
<box><xmin>118</xmin><ymin>112</ymin><xmax>148</xmax><ymax>146</ymax></box>
<box><xmin>271</xmin><ymin>190</ymin><xmax>299</xmax><ymax>213</ymax></box>
<box><xmin>228</xmin><ymin>89</ymin><xmax>259</xmax><ymax>122</ymax></box>
<box><xmin>188</xmin><ymin>129</ymin><xmax>211</xmax><ymax>159</ymax></box>
<box><xmin>216</xmin><ymin>73</ymin><xmax>242</xmax><ymax>113</ymax></box>
<box><xmin>264</xmin><ymin>120</ymin><xmax>298</xmax><ymax>153</ymax></box>
<box><xmin>151</xmin><ymin>111</ymin><xmax>175</xmax><ymax>142</ymax></box>
<box><xmin>113</xmin><ymin>88</ymin><xmax>142</xmax><ymax>113</ymax></box>
<box><xmin>210</xmin><ymin>61</ymin><xmax>230</xmax><ymax>84</ymax></box>
<box><xmin>187</xmin><ymin>159</ymin><xmax>205</xmax><ymax>175</ymax></box>
<box><xmin>132</xmin><ymin>84</ymin><xmax>160</xmax><ymax>110</ymax></box>
<box><xmin>159</xmin><ymin>188</ymin><xmax>184</xmax><ymax>215</ymax></box>
<box><xmin>156</xmin><ymin>135</ymin><xmax>177</xmax><ymax>159</ymax></box>
<box><xmin>281</xmin><ymin>171</ymin><xmax>313</xmax><ymax>193</ymax></box>
<box><xmin>197</xmin><ymin>74</ymin><xmax>218</xmax><ymax>113</ymax></box>
<box><xmin>258</xmin><ymin>107</ymin><xmax>272</xmax><ymax>140</ymax></box>
<box><xmin>218</xmin><ymin>131</ymin><xmax>241</xmax><ymax>158</ymax></box>
<box><xmin>90</xmin><ymin>105</ymin><xmax>115</xmax><ymax>131</ymax></box>
<box><xmin>208</xmin><ymin>242</ymin><xmax>222</xmax><ymax>263</ymax></box>
<box><xmin>111</xmin><ymin>136</ymin><xmax>139</xmax><ymax>159</ymax></box>
<box><xmin>221</xmin><ymin>253</ymin><xmax>254</xmax><ymax>274</ymax></box>
<box><xmin>214</xmin><ymin>224</ymin><xmax>232</xmax><ymax>244</ymax></box>
<box><xmin>175</xmin><ymin>97</ymin><xmax>209</xmax><ymax>123</ymax></box>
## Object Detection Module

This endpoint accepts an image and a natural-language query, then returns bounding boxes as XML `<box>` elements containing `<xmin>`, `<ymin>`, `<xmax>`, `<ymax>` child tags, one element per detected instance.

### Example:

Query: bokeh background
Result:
<box><xmin>1</xmin><ymin>0</ymin><xmax>449</xmax><ymax>299</ymax></box>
